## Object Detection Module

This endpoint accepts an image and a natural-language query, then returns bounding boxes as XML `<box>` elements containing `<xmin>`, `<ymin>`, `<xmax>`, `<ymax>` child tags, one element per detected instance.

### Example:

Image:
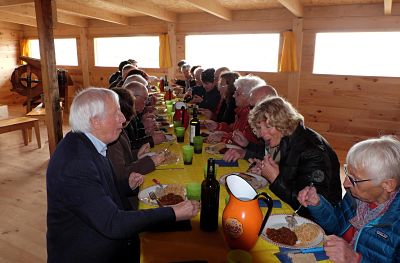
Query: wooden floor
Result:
<box><xmin>0</xmin><ymin>104</ymin><xmax>347</xmax><ymax>263</ymax></box>
<box><xmin>0</xmin><ymin>105</ymin><xmax>69</xmax><ymax>263</ymax></box>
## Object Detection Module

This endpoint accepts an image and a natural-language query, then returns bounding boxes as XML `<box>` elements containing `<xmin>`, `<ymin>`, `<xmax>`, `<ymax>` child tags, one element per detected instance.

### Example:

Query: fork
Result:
<box><xmin>286</xmin><ymin>182</ymin><xmax>314</xmax><ymax>228</ymax></box>
<box><xmin>149</xmin><ymin>191</ymin><xmax>163</xmax><ymax>207</ymax></box>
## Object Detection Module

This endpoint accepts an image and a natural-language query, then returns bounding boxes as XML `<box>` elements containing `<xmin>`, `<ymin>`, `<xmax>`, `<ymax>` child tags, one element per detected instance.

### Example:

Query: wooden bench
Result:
<box><xmin>0</xmin><ymin>117</ymin><xmax>41</xmax><ymax>148</ymax></box>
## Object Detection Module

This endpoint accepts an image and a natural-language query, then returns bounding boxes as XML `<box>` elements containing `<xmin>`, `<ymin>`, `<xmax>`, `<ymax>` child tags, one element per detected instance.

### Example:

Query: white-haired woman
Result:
<box><xmin>298</xmin><ymin>135</ymin><xmax>400</xmax><ymax>263</ymax></box>
<box><xmin>205</xmin><ymin>75</ymin><xmax>266</xmax><ymax>145</ymax></box>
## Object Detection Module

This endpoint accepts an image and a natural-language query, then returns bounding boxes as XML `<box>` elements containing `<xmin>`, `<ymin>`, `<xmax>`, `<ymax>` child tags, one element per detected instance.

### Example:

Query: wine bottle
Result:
<box><xmin>200</xmin><ymin>158</ymin><xmax>220</xmax><ymax>232</ymax></box>
<box><xmin>159</xmin><ymin>77</ymin><xmax>165</xmax><ymax>92</ymax></box>
<box><xmin>189</xmin><ymin>106</ymin><xmax>200</xmax><ymax>145</ymax></box>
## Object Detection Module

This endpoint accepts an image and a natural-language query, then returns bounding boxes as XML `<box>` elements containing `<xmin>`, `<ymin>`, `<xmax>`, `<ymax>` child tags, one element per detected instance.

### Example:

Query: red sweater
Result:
<box><xmin>217</xmin><ymin>107</ymin><xmax>260</xmax><ymax>145</ymax></box>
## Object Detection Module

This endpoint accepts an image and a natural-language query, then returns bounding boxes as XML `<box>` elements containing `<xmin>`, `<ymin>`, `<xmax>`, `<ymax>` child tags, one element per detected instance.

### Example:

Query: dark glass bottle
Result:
<box><xmin>189</xmin><ymin>106</ymin><xmax>200</xmax><ymax>145</ymax></box>
<box><xmin>159</xmin><ymin>77</ymin><xmax>165</xmax><ymax>92</ymax></box>
<box><xmin>200</xmin><ymin>158</ymin><xmax>220</xmax><ymax>232</ymax></box>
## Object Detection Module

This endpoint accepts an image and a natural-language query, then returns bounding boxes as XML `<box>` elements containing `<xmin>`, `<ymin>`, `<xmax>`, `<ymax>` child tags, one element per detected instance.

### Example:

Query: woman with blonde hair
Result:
<box><xmin>248</xmin><ymin>96</ymin><xmax>342</xmax><ymax>218</ymax></box>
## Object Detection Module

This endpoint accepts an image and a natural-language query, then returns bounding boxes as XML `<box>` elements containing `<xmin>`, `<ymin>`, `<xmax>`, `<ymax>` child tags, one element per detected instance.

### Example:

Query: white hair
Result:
<box><xmin>346</xmin><ymin>135</ymin><xmax>400</xmax><ymax>184</ymax></box>
<box><xmin>69</xmin><ymin>87</ymin><xmax>119</xmax><ymax>133</ymax></box>
<box><xmin>123</xmin><ymin>74</ymin><xmax>148</xmax><ymax>87</ymax></box>
<box><xmin>234</xmin><ymin>75</ymin><xmax>266</xmax><ymax>97</ymax></box>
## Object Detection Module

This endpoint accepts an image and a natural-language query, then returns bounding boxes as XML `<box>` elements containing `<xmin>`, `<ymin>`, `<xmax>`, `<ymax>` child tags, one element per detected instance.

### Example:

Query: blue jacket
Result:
<box><xmin>308</xmin><ymin>191</ymin><xmax>400</xmax><ymax>262</ymax></box>
<box><xmin>46</xmin><ymin>132</ymin><xmax>175</xmax><ymax>263</ymax></box>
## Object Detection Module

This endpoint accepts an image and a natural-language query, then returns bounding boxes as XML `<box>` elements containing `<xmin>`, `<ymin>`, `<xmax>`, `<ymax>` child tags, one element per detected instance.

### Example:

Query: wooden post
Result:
<box><xmin>287</xmin><ymin>18</ymin><xmax>303</xmax><ymax>108</ymax></box>
<box><xmin>167</xmin><ymin>23</ymin><xmax>177</xmax><ymax>80</ymax></box>
<box><xmin>79</xmin><ymin>27</ymin><xmax>90</xmax><ymax>89</ymax></box>
<box><xmin>34</xmin><ymin>0</ymin><xmax>63</xmax><ymax>154</ymax></box>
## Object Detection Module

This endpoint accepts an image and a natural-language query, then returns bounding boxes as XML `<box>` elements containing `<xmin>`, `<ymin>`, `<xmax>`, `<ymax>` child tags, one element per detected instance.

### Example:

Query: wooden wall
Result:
<box><xmin>300</xmin><ymin>4</ymin><xmax>400</xmax><ymax>155</ymax></box>
<box><xmin>2</xmin><ymin>3</ymin><xmax>400</xmax><ymax>155</ymax></box>
<box><xmin>0</xmin><ymin>21</ymin><xmax>23</xmax><ymax>105</ymax></box>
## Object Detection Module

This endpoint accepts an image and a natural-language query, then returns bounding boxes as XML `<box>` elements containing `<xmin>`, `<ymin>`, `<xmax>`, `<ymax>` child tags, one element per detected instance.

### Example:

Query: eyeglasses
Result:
<box><xmin>343</xmin><ymin>164</ymin><xmax>372</xmax><ymax>186</ymax></box>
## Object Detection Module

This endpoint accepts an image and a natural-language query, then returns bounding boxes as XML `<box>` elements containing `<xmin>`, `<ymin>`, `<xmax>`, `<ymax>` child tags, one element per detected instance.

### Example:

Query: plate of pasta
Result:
<box><xmin>261</xmin><ymin>214</ymin><xmax>324</xmax><ymax>249</ymax></box>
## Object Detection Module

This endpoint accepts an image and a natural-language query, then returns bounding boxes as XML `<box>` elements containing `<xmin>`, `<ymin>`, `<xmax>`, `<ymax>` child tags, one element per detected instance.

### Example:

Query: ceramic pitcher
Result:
<box><xmin>222</xmin><ymin>175</ymin><xmax>273</xmax><ymax>250</ymax></box>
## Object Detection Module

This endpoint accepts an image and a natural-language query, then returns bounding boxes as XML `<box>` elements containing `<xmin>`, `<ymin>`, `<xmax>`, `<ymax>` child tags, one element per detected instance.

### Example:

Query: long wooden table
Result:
<box><xmin>138</xmin><ymin>126</ymin><xmax>331</xmax><ymax>263</ymax></box>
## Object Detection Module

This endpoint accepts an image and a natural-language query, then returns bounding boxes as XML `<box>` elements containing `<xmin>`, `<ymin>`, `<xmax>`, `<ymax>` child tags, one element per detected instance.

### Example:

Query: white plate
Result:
<box><xmin>138</xmin><ymin>185</ymin><xmax>187</xmax><ymax>206</ymax></box>
<box><xmin>138</xmin><ymin>185</ymin><xmax>164</xmax><ymax>206</ymax></box>
<box><xmin>140</xmin><ymin>152</ymin><xmax>156</xmax><ymax>158</ymax></box>
<box><xmin>165</xmin><ymin>134</ymin><xmax>176</xmax><ymax>142</ymax></box>
<box><xmin>260</xmin><ymin>214</ymin><xmax>325</xmax><ymax>249</ymax></box>
<box><xmin>219</xmin><ymin>172</ymin><xmax>268</xmax><ymax>190</ymax></box>
<box><xmin>226</xmin><ymin>144</ymin><xmax>242</xmax><ymax>150</ymax></box>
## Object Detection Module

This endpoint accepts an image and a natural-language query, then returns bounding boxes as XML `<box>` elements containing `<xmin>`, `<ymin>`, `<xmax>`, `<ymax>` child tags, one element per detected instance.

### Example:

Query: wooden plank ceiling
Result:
<box><xmin>0</xmin><ymin>0</ymin><xmax>395</xmax><ymax>27</ymax></box>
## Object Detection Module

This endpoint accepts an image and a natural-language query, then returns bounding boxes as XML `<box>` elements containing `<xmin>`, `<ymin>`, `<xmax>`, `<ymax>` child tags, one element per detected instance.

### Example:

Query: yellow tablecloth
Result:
<box><xmin>139</xmin><ymin>127</ymin><xmax>329</xmax><ymax>263</ymax></box>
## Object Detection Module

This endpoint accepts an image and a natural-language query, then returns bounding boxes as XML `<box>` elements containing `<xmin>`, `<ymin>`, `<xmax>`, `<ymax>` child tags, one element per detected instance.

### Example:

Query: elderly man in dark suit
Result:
<box><xmin>46</xmin><ymin>87</ymin><xmax>200</xmax><ymax>263</ymax></box>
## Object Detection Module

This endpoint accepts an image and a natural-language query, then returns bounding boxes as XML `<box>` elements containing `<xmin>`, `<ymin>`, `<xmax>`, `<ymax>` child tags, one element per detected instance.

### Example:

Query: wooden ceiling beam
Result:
<box><xmin>0</xmin><ymin>10</ymin><xmax>36</xmax><ymax>26</ymax></box>
<box><xmin>184</xmin><ymin>0</ymin><xmax>232</xmax><ymax>21</ymax></box>
<box><xmin>57</xmin><ymin>12</ymin><xmax>88</xmax><ymax>27</ymax></box>
<box><xmin>88</xmin><ymin>0</ymin><xmax>176</xmax><ymax>22</ymax></box>
<box><xmin>277</xmin><ymin>0</ymin><xmax>304</xmax><ymax>17</ymax></box>
<box><xmin>0</xmin><ymin>0</ymin><xmax>32</xmax><ymax>6</ymax></box>
<box><xmin>384</xmin><ymin>0</ymin><xmax>392</xmax><ymax>15</ymax></box>
<box><xmin>57</xmin><ymin>0</ymin><xmax>129</xmax><ymax>25</ymax></box>
<box><xmin>0</xmin><ymin>3</ymin><xmax>88</xmax><ymax>27</ymax></box>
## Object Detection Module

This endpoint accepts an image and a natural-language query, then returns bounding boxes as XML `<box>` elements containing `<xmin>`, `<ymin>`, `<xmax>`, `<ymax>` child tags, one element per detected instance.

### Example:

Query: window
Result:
<box><xmin>94</xmin><ymin>36</ymin><xmax>159</xmax><ymax>68</ymax></box>
<box><xmin>185</xmin><ymin>34</ymin><xmax>280</xmax><ymax>72</ymax></box>
<box><xmin>313</xmin><ymin>32</ymin><xmax>400</xmax><ymax>77</ymax></box>
<box><xmin>29</xmin><ymin>38</ymin><xmax>78</xmax><ymax>66</ymax></box>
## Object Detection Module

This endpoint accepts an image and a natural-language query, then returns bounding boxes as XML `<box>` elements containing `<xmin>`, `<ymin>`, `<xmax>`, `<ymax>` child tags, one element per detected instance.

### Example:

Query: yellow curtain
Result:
<box><xmin>19</xmin><ymin>39</ymin><xmax>30</xmax><ymax>65</ymax></box>
<box><xmin>278</xmin><ymin>31</ymin><xmax>298</xmax><ymax>72</ymax></box>
<box><xmin>159</xmin><ymin>34</ymin><xmax>172</xmax><ymax>68</ymax></box>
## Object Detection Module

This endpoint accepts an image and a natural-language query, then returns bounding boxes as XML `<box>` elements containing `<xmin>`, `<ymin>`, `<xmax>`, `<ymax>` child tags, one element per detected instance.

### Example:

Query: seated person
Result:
<box><xmin>205</xmin><ymin>75</ymin><xmax>265</xmax><ymax>145</ymax></box>
<box><xmin>46</xmin><ymin>87</ymin><xmax>200</xmax><ymax>263</ymax></box>
<box><xmin>298</xmin><ymin>135</ymin><xmax>400</xmax><ymax>263</ymax></box>
<box><xmin>108</xmin><ymin>60</ymin><xmax>132</xmax><ymax>88</ymax></box>
<box><xmin>223</xmin><ymin>85</ymin><xmax>278</xmax><ymax>162</ymax></box>
<box><xmin>247</xmin><ymin>96</ymin><xmax>342</xmax><ymax>218</ymax></box>
<box><xmin>124</xmin><ymin>81</ymin><xmax>166</xmax><ymax>149</ymax></box>
<box><xmin>192</xmin><ymin>68</ymin><xmax>221</xmax><ymax>112</ymax></box>
<box><xmin>200</xmin><ymin>71</ymin><xmax>239</xmax><ymax>125</ymax></box>
<box><xmin>107</xmin><ymin>87</ymin><xmax>165</xmax><ymax>210</ymax></box>
<box><xmin>174</xmin><ymin>64</ymin><xmax>196</xmax><ymax>94</ymax></box>
<box><xmin>184</xmin><ymin>67</ymin><xmax>205</xmax><ymax>103</ymax></box>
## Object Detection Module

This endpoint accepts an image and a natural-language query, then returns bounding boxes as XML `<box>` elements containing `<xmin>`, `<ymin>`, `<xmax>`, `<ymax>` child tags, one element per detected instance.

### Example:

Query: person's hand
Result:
<box><xmin>199</xmin><ymin>108</ymin><xmax>213</xmax><ymax>119</ymax></box>
<box><xmin>137</xmin><ymin>143</ymin><xmax>150</xmax><ymax>159</ymax></box>
<box><xmin>171</xmin><ymin>200</ymin><xmax>200</xmax><ymax>221</ymax></box>
<box><xmin>297</xmin><ymin>184</ymin><xmax>320</xmax><ymax>207</ymax></box>
<box><xmin>204</xmin><ymin>120</ymin><xmax>218</xmax><ymax>131</ymax></box>
<box><xmin>152</xmin><ymin>131</ymin><xmax>166</xmax><ymax>145</ymax></box>
<box><xmin>150</xmin><ymin>152</ymin><xmax>166</xmax><ymax>166</ymax></box>
<box><xmin>224</xmin><ymin>148</ymin><xmax>246</xmax><ymax>162</ymax></box>
<box><xmin>206</xmin><ymin>131</ymin><xmax>226</xmax><ymax>143</ymax></box>
<box><xmin>247</xmin><ymin>158</ymin><xmax>263</xmax><ymax>174</ymax></box>
<box><xmin>128</xmin><ymin>172</ymin><xmax>144</xmax><ymax>190</ymax></box>
<box><xmin>324</xmin><ymin>235</ymin><xmax>360</xmax><ymax>263</ymax></box>
<box><xmin>232</xmin><ymin>130</ymin><xmax>249</xmax><ymax>147</ymax></box>
<box><xmin>261</xmin><ymin>155</ymin><xmax>279</xmax><ymax>183</ymax></box>
<box><xmin>191</xmin><ymin>95</ymin><xmax>203</xmax><ymax>104</ymax></box>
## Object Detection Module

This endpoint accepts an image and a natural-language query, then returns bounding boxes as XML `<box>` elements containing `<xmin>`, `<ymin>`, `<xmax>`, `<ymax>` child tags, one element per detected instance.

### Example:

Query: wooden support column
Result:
<box><xmin>287</xmin><ymin>18</ymin><xmax>303</xmax><ymax>107</ymax></box>
<box><xmin>79</xmin><ymin>27</ymin><xmax>90</xmax><ymax>88</ymax></box>
<box><xmin>167</xmin><ymin>22</ymin><xmax>177</xmax><ymax>79</ymax></box>
<box><xmin>34</xmin><ymin>0</ymin><xmax>63</xmax><ymax>154</ymax></box>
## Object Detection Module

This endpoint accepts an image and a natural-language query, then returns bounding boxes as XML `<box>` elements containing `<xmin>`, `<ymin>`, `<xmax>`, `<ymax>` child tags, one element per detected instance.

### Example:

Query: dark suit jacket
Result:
<box><xmin>107</xmin><ymin>130</ymin><xmax>155</xmax><ymax>210</ymax></box>
<box><xmin>46</xmin><ymin>132</ymin><xmax>175</xmax><ymax>263</ymax></box>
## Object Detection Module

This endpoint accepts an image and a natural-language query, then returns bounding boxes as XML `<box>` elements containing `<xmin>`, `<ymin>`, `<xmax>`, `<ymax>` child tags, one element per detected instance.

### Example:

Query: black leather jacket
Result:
<box><xmin>269</xmin><ymin>124</ymin><xmax>342</xmax><ymax>218</ymax></box>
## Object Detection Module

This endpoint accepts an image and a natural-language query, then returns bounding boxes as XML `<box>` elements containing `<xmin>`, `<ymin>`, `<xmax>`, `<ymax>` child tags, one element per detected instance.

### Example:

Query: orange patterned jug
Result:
<box><xmin>222</xmin><ymin>175</ymin><xmax>273</xmax><ymax>250</ymax></box>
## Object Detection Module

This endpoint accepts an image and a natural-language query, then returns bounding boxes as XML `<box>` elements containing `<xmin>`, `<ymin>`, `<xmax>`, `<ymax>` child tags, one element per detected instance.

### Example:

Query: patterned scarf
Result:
<box><xmin>349</xmin><ymin>189</ymin><xmax>399</xmax><ymax>246</ymax></box>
